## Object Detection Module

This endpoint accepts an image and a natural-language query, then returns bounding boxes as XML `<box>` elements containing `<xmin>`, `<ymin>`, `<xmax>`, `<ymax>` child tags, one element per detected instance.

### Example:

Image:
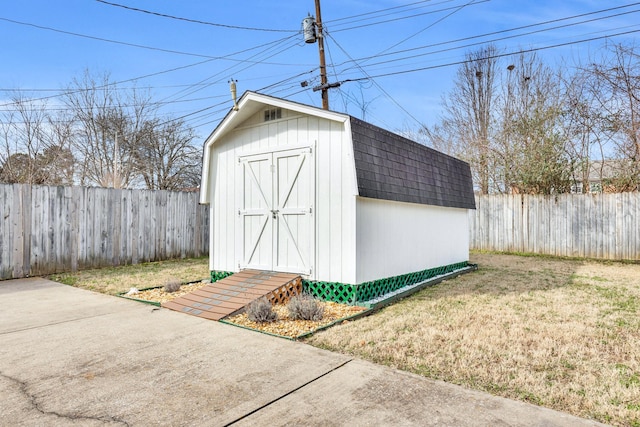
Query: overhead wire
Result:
<box><xmin>256</xmin><ymin>69</ymin><xmax>317</xmax><ymax>92</ymax></box>
<box><xmin>156</xmin><ymin>35</ymin><xmax>313</xmax><ymax>127</ymax></box>
<box><xmin>335</xmin><ymin>0</ymin><xmax>486</xmax><ymax>79</ymax></box>
<box><xmin>373</xmin><ymin>0</ymin><xmax>482</xmax><ymax>56</ymax></box>
<box><xmin>172</xmin><ymin>0</ymin><xmax>472</xmax><ymax>110</ymax></box>
<box><xmin>326</xmin><ymin>0</ymin><xmax>458</xmax><ymax>31</ymax></box>
<box><xmin>4</xmin><ymin>1</ymin><xmax>638</xmax><ymax>132</ymax></box>
<box><xmin>336</xmin><ymin>8</ymin><xmax>640</xmax><ymax>75</ymax></box>
<box><xmin>325</xmin><ymin>33</ymin><xmax>423</xmax><ymax>127</ymax></box>
<box><xmin>0</xmin><ymin>28</ymin><xmax>306</xmax><ymax>108</ymax></box>
<box><xmin>0</xmin><ymin>0</ymin><xmax>480</xmax><ymax>114</ymax></box>
<box><xmin>0</xmin><ymin>16</ymin><xmax>307</xmax><ymax>66</ymax></box>
<box><xmin>340</xmin><ymin>28</ymin><xmax>640</xmax><ymax>83</ymax></box>
<box><xmin>320</xmin><ymin>1</ymin><xmax>637</xmax><ymax>127</ymax></box>
<box><xmin>318</xmin><ymin>0</ymin><xmax>481</xmax><ymax>127</ymax></box>
<box><xmin>0</xmin><ymin>94</ymin><xmax>229</xmax><ymax>113</ymax></box>
<box><xmin>329</xmin><ymin>0</ymin><xmax>488</xmax><ymax>33</ymax></box>
<box><xmin>111</xmin><ymin>19</ymin><xmax>640</xmax><ymax>131</ymax></box>
<box><xmin>323</xmin><ymin>33</ymin><xmax>348</xmax><ymax>111</ymax></box>
<box><xmin>326</xmin><ymin>0</ymin><xmax>450</xmax><ymax>24</ymax></box>
<box><xmin>95</xmin><ymin>0</ymin><xmax>297</xmax><ymax>33</ymax></box>
<box><xmin>332</xmin><ymin>3</ymin><xmax>640</xmax><ymax>69</ymax></box>
<box><xmin>159</xmin><ymin>33</ymin><xmax>302</xmax><ymax>104</ymax></box>
<box><xmin>99</xmin><ymin>0</ymin><xmax>463</xmax><ymax>35</ymax></box>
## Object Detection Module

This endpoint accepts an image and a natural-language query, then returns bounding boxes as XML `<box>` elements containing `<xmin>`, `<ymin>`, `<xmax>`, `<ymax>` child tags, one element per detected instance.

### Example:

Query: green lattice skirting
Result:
<box><xmin>303</xmin><ymin>261</ymin><xmax>470</xmax><ymax>305</ymax></box>
<box><xmin>210</xmin><ymin>270</ymin><xmax>234</xmax><ymax>283</ymax></box>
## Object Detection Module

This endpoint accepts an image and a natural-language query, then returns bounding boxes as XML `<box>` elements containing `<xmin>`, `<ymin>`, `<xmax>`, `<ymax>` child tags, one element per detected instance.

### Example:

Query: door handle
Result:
<box><xmin>271</xmin><ymin>209</ymin><xmax>279</xmax><ymax>219</ymax></box>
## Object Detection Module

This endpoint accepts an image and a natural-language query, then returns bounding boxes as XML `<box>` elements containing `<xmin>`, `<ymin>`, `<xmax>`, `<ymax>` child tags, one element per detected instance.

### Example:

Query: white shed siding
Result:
<box><xmin>315</xmin><ymin>119</ymin><xmax>357</xmax><ymax>284</ymax></box>
<box><xmin>208</xmin><ymin>144</ymin><xmax>237</xmax><ymax>272</ymax></box>
<box><xmin>208</xmin><ymin>109</ymin><xmax>357</xmax><ymax>282</ymax></box>
<box><xmin>355</xmin><ymin>197</ymin><xmax>469</xmax><ymax>283</ymax></box>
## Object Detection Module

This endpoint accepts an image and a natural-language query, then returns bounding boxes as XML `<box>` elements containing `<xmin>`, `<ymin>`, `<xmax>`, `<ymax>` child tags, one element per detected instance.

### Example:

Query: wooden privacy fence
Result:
<box><xmin>0</xmin><ymin>184</ymin><xmax>209</xmax><ymax>280</ymax></box>
<box><xmin>470</xmin><ymin>193</ymin><xmax>640</xmax><ymax>260</ymax></box>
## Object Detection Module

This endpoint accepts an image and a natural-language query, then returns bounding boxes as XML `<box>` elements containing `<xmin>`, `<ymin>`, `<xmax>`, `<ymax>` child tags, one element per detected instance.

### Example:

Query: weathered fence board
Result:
<box><xmin>470</xmin><ymin>193</ymin><xmax>640</xmax><ymax>260</ymax></box>
<box><xmin>0</xmin><ymin>184</ymin><xmax>209</xmax><ymax>280</ymax></box>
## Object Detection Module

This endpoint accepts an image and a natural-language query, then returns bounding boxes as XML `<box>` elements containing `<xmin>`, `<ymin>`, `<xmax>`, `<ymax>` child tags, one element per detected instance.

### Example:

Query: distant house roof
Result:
<box><xmin>588</xmin><ymin>160</ymin><xmax>623</xmax><ymax>181</ymax></box>
<box><xmin>350</xmin><ymin>117</ymin><xmax>476</xmax><ymax>210</ymax></box>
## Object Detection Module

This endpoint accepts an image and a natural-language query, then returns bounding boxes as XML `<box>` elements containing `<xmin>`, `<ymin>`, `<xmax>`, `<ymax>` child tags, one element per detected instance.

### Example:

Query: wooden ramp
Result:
<box><xmin>162</xmin><ymin>270</ymin><xmax>302</xmax><ymax>321</ymax></box>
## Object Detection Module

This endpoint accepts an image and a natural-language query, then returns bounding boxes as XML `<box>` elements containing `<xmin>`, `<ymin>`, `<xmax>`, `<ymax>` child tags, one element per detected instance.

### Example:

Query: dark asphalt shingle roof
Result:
<box><xmin>350</xmin><ymin>117</ymin><xmax>476</xmax><ymax>210</ymax></box>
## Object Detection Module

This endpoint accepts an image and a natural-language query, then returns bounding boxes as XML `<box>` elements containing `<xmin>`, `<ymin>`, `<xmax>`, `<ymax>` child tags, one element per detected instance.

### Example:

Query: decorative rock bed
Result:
<box><xmin>120</xmin><ymin>281</ymin><xmax>369</xmax><ymax>339</ymax></box>
<box><xmin>223</xmin><ymin>302</ymin><xmax>368</xmax><ymax>339</ymax></box>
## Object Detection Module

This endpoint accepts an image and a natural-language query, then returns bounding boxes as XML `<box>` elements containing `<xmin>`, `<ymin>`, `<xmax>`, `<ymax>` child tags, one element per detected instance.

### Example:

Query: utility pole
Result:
<box><xmin>314</xmin><ymin>0</ymin><xmax>329</xmax><ymax>110</ymax></box>
<box><xmin>303</xmin><ymin>1</ymin><xmax>338</xmax><ymax>109</ymax></box>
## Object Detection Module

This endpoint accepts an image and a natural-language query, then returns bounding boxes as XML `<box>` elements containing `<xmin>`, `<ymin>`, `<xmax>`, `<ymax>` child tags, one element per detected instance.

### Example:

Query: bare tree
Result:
<box><xmin>499</xmin><ymin>53</ymin><xmax>572</xmax><ymax>194</ymax></box>
<box><xmin>62</xmin><ymin>70</ymin><xmax>201</xmax><ymax>190</ymax></box>
<box><xmin>0</xmin><ymin>94</ymin><xmax>48</xmax><ymax>184</ymax></box>
<box><xmin>424</xmin><ymin>48</ymin><xmax>574</xmax><ymax>194</ymax></box>
<box><xmin>63</xmin><ymin>70</ymin><xmax>152</xmax><ymax>188</ymax></box>
<box><xmin>562</xmin><ymin>64</ymin><xmax>610</xmax><ymax>193</ymax></box>
<box><xmin>132</xmin><ymin>119</ymin><xmax>201</xmax><ymax>191</ymax></box>
<box><xmin>423</xmin><ymin>45</ymin><xmax>500</xmax><ymax>194</ymax></box>
<box><xmin>0</xmin><ymin>93</ymin><xmax>76</xmax><ymax>185</ymax></box>
<box><xmin>582</xmin><ymin>42</ymin><xmax>640</xmax><ymax>191</ymax></box>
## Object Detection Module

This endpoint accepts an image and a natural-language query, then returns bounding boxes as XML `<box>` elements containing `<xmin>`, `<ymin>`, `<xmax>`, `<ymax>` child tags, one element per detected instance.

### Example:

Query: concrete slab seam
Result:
<box><xmin>0</xmin><ymin>308</ymin><xmax>144</xmax><ymax>337</ymax></box>
<box><xmin>222</xmin><ymin>358</ymin><xmax>353</xmax><ymax>426</ymax></box>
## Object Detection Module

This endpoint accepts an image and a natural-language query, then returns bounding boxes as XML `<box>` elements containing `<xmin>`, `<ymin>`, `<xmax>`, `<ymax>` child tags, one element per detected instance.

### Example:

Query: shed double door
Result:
<box><xmin>238</xmin><ymin>147</ymin><xmax>314</xmax><ymax>275</ymax></box>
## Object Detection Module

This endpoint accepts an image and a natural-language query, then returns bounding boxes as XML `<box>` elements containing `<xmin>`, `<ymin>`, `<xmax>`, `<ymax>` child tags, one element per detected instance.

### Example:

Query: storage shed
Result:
<box><xmin>200</xmin><ymin>91</ymin><xmax>475</xmax><ymax>303</ymax></box>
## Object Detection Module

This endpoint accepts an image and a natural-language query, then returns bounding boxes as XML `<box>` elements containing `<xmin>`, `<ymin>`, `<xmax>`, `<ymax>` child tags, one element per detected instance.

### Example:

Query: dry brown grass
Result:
<box><xmin>47</xmin><ymin>257</ymin><xmax>209</xmax><ymax>295</ymax></box>
<box><xmin>306</xmin><ymin>253</ymin><xmax>640</xmax><ymax>426</ymax></box>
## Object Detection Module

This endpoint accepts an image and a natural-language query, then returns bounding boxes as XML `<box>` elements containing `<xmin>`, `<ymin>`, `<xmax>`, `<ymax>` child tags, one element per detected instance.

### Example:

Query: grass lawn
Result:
<box><xmin>47</xmin><ymin>257</ymin><xmax>210</xmax><ymax>295</ymax></box>
<box><xmin>46</xmin><ymin>253</ymin><xmax>639</xmax><ymax>425</ymax></box>
<box><xmin>306</xmin><ymin>253</ymin><xmax>640</xmax><ymax>427</ymax></box>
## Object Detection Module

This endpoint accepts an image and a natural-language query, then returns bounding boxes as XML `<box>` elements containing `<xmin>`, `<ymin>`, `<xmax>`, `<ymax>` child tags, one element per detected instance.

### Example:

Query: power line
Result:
<box><xmin>326</xmin><ymin>0</ymin><xmax>458</xmax><ymax>29</ymax></box>
<box><xmin>374</xmin><ymin>0</ymin><xmax>482</xmax><ymax>56</ymax></box>
<box><xmin>325</xmin><ymin>33</ymin><xmax>423</xmax><ymax>127</ymax></box>
<box><xmin>138</xmin><ymin>37</ymin><xmax>307</xmax><ymax>128</ymax></box>
<box><xmin>320</xmin><ymin>0</ymin><xmax>479</xmax><ymax>126</ymax></box>
<box><xmin>159</xmin><ymin>34</ymin><xmax>302</xmax><ymax>104</ymax></box>
<box><xmin>332</xmin><ymin>2</ymin><xmax>640</xmax><ymax>69</ymax></box>
<box><xmin>341</xmin><ymin>28</ymin><xmax>640</xmax><ymax>83</ymax></box>
<box><xmin>0</xmin><ymin>32</ymin><xmax>306</xmax><ymax>108</ymax></box>
<box><xmin>326</xmin><ymin>0</ymin><xmax>448</xmax><ymax>24</ymax></box>
<box><xmin>338</xmin><ymin>9</ymin><xmax>640</xmax><ymax>74</ymax></box>
<box><xmin>0</xmin><ymin>16</ymin><xmax>307</xmax><ymax>65</ymax></box>
<box><xmin>96</xmin><ymin>0</ymin><xmax>298</xmax><ymax>33</ymax></box>
<box><xmin>0</xmin><ymin>94</ymin><xmax>228</xmax><ymax>113</ymax></box>
<box><xmin>0</xmin><ymin>16</ymin><xmax>211</xmax><ymax>59</ymax></box>
<box><xmin>329</xmin><ymin>0</ymin><xmax>488</xmax><ymax>33</ymax></box>
<box><xmin>256</xmin><ymin>69</ymin><xmax>317</xmax><ymax>92</ymax></box>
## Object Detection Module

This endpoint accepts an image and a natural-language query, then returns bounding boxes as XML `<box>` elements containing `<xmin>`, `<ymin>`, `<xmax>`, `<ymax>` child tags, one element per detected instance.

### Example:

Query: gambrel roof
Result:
<box><xmin>201</xmin><ymin>91</ymin><xmax>475</xmax><ymax>210</ymax></box>
<box><xmin>350</xmin><ymin>117</ymin><xmax>475</xmax><ymax>209</ymax></box>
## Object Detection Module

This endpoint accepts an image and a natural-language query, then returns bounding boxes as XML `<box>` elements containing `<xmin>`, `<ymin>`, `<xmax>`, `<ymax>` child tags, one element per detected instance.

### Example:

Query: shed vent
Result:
<box><xmin>264</xmin><ymin>108</ymin><xmax>282</xmax><ymax>122</ymax></box>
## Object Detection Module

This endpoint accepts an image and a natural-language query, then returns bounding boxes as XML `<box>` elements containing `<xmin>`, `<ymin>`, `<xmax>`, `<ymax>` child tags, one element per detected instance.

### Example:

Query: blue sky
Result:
<box><xmin>1</xmin><ymin>0</ymin><xmax>638</xmax><ymax>139</ymax></box>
